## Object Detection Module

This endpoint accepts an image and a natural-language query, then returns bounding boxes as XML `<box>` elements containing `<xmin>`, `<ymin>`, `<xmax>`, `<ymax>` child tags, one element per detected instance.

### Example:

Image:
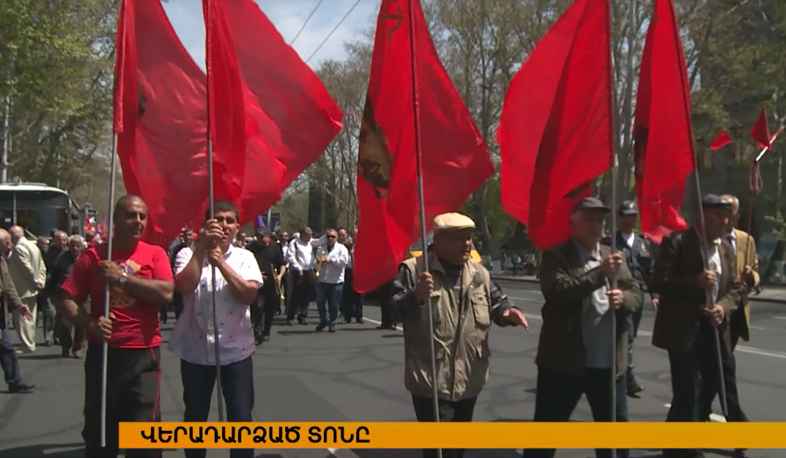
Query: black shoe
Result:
<box><xmin>263</xmin><ymin>335</ymin><xmax>270</xmax><ymax>342</ymax></box>
<box><xmin>386</xmin><ymin>323</ymin><xmax>398</xmax><ymax>330</ymax></box>
<box><xmin>285</xmin><ymin>319</ymin><xmax>294</xmax><ymax>326</ymax></box>
<box><xmin>9</xmin><ymin>383</ymin><xmax>34</xmax><ymax>393</ymax></box>
<box><xmin>626</xmin><ymin>370</ymin><xmax>644</xmax><ymax>397</ymax></box>
<box><xmin>356</xmin><ymin>317</ymin><xmax>363</xmax><ymax>324</ymax></box>
<box><xmin>315</xmin><ymin>322</ymin><xmax>327</xmax><ymax>332</ymax></box>
<box><xmin>298</xmin><ymin>316</ymin><xmax>307</xmax><ymax>325</ymax></box>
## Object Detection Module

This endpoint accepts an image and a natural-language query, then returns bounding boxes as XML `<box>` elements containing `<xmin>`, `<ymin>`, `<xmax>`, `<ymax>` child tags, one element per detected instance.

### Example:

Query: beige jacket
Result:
<box><xmin>7</xmin><ymin>238</ymin><xmax>46</xmax><ymax>299</ymax></box>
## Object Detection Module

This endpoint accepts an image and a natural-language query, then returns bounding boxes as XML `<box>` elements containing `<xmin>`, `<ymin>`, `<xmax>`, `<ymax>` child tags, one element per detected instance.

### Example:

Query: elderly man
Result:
<box><xmin>286</xmin><ymin>226</ymin><xmax>325</xmax><ymax>325</ymax></box>
<box><xmin>0</xmin><ymin>229</ymin><xmax>34</xmax><ymax>393</ymax></box>
<box><xmin>651</xmin><ymin>195</ymin><xmax>743</xmax><ymax>458</ymax></box>
<box><xmin>48</xmin><ymin>235</ymin><xmax>86</xmax><ymax>358</ymax></box>
<box><xmin>7</xmin><ymin>226</ymin><xmax>47</xmax><ymax>353</ymax></box>
<box><xmin>390</xmin><ymin>212</ymin><xmax>528</xmax><ymax>458</ymax></box>
<box><xmin>523</xmin><ymin>197</ymin><xmax>641</xmax><ymax>458</ymax></box>
<box><xmin>57</xmin><ymin>195</ymin><xmax>174</xmax><ymax>458</ymax></box>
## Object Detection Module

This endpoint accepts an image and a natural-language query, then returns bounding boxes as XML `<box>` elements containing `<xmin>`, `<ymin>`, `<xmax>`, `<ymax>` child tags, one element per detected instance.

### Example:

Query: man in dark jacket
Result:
<box><xmin>651</xmin><ymin>194</ymin><xmax>744</xmax><ymax>458</ymax></box>
<box><xmin>0</xmin><ymin>228</ymin><xmax>34</xmax><ymax>393</ymax></box>
<box><xmin>523</xmin><ymin>198</ymin><xmax>641</xmax><ymax>458</ymax></box>
<box><xmin>48</xmin><ymin>235</ymin><xmax>86</xmax><ymax>358</ymax></box>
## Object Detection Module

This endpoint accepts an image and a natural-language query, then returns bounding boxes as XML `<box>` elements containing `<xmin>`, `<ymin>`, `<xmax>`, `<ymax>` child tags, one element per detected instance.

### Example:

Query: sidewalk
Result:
<box><xmin>491</xmin><ymin>274</ymin><xmax>786</xmax><ymax>305</ymax></box>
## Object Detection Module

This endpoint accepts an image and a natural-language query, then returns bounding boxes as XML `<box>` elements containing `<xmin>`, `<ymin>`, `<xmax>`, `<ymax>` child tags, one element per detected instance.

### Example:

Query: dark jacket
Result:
<box><xmin>536</xmin><ymin>239</ymin><xmax>642</xmax><ymax>377</ymax></box>
<box><xmin>650</xmin><ymin>228</ymin><xmax>742</xmax><ymax>353</ymax></box>
<box><xmin>603</xmin><ymin>231</ymin><xmax>658</xmax><ymax>300</ymax></box>
<box><xmin>0</xmin><ymin>256</ymin><xmax>25</xmax><ymax>331</ymax></box>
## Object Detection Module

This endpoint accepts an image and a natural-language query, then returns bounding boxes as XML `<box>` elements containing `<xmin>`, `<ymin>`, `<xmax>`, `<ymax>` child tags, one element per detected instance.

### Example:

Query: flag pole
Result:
<box><xmin>407</xmin><ymin>2</ymin><xmax>441</xmax><ymax>457</ymax></box>
<box><xmin>205</xmin><ymin>0</ymin><xmax>225</xmax><ymax>423</ymax></box>
<box><xmin>100</xmin><ymin>133</ymin><xmax>118</xmax><ymax>448</ymax></box>
<box><xmin>606</xmin><ymin>0</ymin><xmax>618</xmax><ymax>446</ymax></box>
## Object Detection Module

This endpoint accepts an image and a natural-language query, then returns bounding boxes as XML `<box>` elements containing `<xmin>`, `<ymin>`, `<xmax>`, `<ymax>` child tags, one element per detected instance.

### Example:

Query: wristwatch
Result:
<box><xmin>118</xmin><ymin>270</ymin><xmax>128</xmax><ymax>287</ymax></box>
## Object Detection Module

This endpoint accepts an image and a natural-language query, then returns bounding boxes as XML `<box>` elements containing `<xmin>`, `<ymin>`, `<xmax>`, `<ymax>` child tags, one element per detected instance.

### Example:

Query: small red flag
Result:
<box><xmin>498</xmin><ymin>0</ymin><xmax>614</xmax><ymax>251</ymax></box>
<box><xmin>633</xmin><ymin>0</ymin><xmax>693</xmax><ymax>243</ymax></box>
<box><xmin>114</xmin><ymin>0</ymin><xmax>211</xmax><ymax>246</ymax></box>
<box><xmin>353</xmin><ymin>0</ymin><xmax>494</xmax><ymax>293</ymax></box>
<box><xmin>750</xmin><ymin>109</ymin><xmax>772</xmax><ymax>149</ymax></box>
<box><xmin>709</xmin><ymin>130</ymin><xmax>733</xmax><ymax>151</ymax></box>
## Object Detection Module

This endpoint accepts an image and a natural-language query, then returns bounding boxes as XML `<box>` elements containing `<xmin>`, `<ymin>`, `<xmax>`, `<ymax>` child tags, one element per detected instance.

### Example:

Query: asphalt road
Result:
<box><xmin>1</xmin><ymin>280</ymin><xmax>785</xmax><ymax>458</ymax></box>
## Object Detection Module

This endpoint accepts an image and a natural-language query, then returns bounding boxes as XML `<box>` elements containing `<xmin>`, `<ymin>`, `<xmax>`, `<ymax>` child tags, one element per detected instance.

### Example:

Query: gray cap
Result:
<box><xmin>572</xmin><ymin>197</ymin><xmax>610</xmax><ymax>214</ymax></box>
<box><xmin>702</xmin><ymin>194</ymin><xmax>733</xmax><ymax>209</ymax></box>
<box><xmin>618</xmin><ymin>200</ymin><xmax>638</xmax><ymax>215</ymax></box>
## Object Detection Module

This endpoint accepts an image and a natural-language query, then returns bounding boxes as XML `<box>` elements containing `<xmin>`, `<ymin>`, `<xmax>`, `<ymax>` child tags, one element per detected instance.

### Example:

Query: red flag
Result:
<box><xmin>203</xmin><ymin>0</ymin><xmax>286</xmax><ymax>215</ymax></box>
<box><xmin>633</xmin><ymin>0</ymin><xmax>693</xmax><ymax>244</ymax></box>
<box><xmin>709</xmin><ymin>130</ymin><xmax>733</xmax><ymax>151</ymax></box>
<box><xmin>750</xmin><ymin>109</ymin><xmax>771</xmax><ymax>149</ymax></box>
<box><xmin>353</xmin><ymin>0</ymin><xmax>494</xmax><ymax>293</ymax></box>
<box><xmin>217</xmin><ymin>0</ymin><xmax>344</xmax><ymax>191</ymax></box>
<box><xmin>114</xmin><ymin>0</ymin><xmax>209</xmax><ymax>246</ymax></box>
<box><xmin>498</xmin><ymin>0</ymin><xmax>613</xmax><ymax>250</ymax></box>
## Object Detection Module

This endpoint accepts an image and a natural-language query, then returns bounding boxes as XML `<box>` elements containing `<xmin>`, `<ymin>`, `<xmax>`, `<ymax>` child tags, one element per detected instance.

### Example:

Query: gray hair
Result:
<box><xmin>68</xmin><ymin>235</ymin><xmax>84</xmax><ymax>245</ymax></box>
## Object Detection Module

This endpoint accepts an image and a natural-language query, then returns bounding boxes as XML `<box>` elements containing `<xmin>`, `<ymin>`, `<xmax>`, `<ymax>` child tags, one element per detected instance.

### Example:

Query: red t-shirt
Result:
<box><xmin>60</xmin><ymin>241</ymin><xmax>173</xmax><ymax>349</ymax></box>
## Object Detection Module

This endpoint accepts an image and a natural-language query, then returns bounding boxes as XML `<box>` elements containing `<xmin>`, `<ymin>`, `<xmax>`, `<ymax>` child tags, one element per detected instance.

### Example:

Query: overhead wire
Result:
<box><xmin>290</xmin><ymin>0</ymin><xmax>325</xmax><ymax>45</ymax></box>
<box><xmin>305</xmin><ymin>0</ymin><xmax>363</xmax><ymax>64</ymax></box>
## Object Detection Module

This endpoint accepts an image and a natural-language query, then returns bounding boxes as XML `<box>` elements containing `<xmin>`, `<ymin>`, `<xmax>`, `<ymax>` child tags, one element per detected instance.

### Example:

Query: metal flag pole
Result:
<box><xmin>100</xmin><ymin>134</ymin><xmax>118</xmax><ymax>448</ymax></box>
<box><xmin>204</xmin><ymin>0</ymin><xmax>225</xmax><ymax>422</ymax></box>
<box><xmin>692</xmin><ymin>160</ymin><xmax>728</xmax><ymax>418</ymax></box>
<box><xmin>407</xmin><ymin>1</ymin><xmax>441</xmax><ymax>457</ymax></box>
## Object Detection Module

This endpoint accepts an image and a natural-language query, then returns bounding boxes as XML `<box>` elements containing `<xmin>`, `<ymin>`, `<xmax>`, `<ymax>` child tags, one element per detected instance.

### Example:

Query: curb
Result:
<box><xmin>491</xmin><ymin>275</ymin><xmax>786</xmax><ymax>305</ymax></box>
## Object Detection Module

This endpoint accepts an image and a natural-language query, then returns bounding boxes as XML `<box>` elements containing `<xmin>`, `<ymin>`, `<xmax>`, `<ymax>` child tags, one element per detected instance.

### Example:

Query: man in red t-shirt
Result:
<box><xmin>56</xmin><ymin>195</ymin><xmax>174</xmax><ymax>458</ymax></box>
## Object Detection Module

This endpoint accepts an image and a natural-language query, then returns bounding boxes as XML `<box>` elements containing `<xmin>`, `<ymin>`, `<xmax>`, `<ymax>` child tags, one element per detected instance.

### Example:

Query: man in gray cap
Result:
<box><xmin>523</xmin><ymin>197</ymin><xmax>641</xmax><ymax>458</ymax></box>
<box><xmin>602</xmin><ymin>200</ymin><xmax>658</xmax><ymax>397</ymax></box>
<box><xmin>390</xmin><ymin>212</ymin><xmax>528</xmax><ymax>458</ymax></box>
<box><xmin>651</xmin><ymin>194</ymin><xmax>743</xmax><ymax>458</ymax></box>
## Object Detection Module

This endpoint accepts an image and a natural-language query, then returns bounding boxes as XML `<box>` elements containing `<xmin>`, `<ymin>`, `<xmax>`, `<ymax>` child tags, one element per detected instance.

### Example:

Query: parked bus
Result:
<box><xmin>0</xmin><ymin>181</ymin><xmax>80</xmax><ymax>237</ymax></box>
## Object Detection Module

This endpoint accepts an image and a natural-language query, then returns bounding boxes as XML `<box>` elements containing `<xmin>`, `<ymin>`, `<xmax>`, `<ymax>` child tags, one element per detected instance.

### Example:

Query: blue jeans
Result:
<box><xmin>0</xmin><ymin>328</ymin><xmax>22</xmax><ymax>388</ymax></box>
<box><xmin>181</xmin><ymin>356</ymin><xmax>254</xmax><ymax>458</ymax></box>
<box><xmin>316</xmin><ymin>282</ymin><xmax>343</xmax><ymax>325</ymax></box>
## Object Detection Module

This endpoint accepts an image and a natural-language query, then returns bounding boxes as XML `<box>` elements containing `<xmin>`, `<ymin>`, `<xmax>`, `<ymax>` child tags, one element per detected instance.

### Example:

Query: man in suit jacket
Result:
<box><xmin>7</xmin><ymin>226</ymin><xmax>47</xmax><ymax>353</ymax></box>
<box><xmin>651</xmin><ymin>194</ymin><xmax>744</xmax><ymax>458</ymax></box>
<box><xmin>523</xmin><ymin>197</ymin><xmax>641</xmax><ymax>458</ymax></box>
<box><xmin>0</xmin><ymin>228</ymin><xmax>34</xmax><ymax>392</ymax></box>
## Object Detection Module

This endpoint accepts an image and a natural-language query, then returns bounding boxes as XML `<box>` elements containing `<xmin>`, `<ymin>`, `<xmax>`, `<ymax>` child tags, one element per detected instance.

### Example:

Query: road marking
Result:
<box><xmin>328</xmin><ymin>447</ymin><xmax>361</xmax><ymax>458</ymax></box>
<box><xmin>663</xmin><ymin>404</ymin><xmax>726</xmax><ymax>423</ymax></box>
<box><xmin>774</xmin><ymin>316</ymin><xmax>786</xmax><ymax>320</ymax></box>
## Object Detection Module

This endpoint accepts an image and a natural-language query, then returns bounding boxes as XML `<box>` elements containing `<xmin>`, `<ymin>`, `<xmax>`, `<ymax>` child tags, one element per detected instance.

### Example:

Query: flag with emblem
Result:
<box><xmin>498</xmin><ymin>0</ymin><xmax>614</xmax><ymax>250</ymax></box>
<box><xmin>633</xmin><ymin>0</ymin><xmax>692</xmax><ymax>243</ymax></box>
<box><xmin>353</xmin><ymin>0</ymin><xmax>494</xmax><ymax>293</ymax></box>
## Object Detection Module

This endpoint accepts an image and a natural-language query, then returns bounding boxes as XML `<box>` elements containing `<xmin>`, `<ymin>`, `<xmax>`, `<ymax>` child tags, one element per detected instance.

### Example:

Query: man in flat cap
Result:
<box><xmin>651</xmin><ymin>194</ymin><xmax>743</xmax><ymax>458</ymax></box>
<box><xmin>602</xmin><ymin>200</ymin><xmax>658</xmax><ymax>397</ymax></box>
<box><xmin>390</xmin><ymin>212</ymin><xmax>528</xmax><ymax>458</ymax></box>
<box><xmin>523</xmin><ymin>197</ymin><xmax>641</xmax><ymax>458</ymax></box>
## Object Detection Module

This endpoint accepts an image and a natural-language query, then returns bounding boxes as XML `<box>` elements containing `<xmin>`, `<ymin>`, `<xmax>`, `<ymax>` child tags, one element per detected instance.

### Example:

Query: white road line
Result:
<box><xmin>774</xmin><ymin>316</ymin><xmax>786</xmax><ymax>320</ymax></box>
<box><xmin>328</xmin><ymin>447</ymin><xmax>361</xmax><ymax>458</ymax></box>
<box><xmin>663</xmin><ymin>404</ymin><xmax>726</xmax><ymax>423</ymax></box>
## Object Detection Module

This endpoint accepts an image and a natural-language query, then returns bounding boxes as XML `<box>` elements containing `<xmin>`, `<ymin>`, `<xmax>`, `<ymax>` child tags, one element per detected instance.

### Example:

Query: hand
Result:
<box><xmin>607</xmin><ymin>289</ymin><xmax>624</xmax><ymax>310</ymax></box>
<box><xmin>414</xmin><ymin>272</ymin><xmax>434</xmax><ymax>303</ymax></box>
<box><xmin>742</xmin><ymin>265</ymin><xmax>754</xmax><ymax>283</ymax></box>
<box><xmin>651</xmin><ymin>298</ymin><xmax>659</xmax><ymax>311</ymax></box>
<box><xmin>199</xmin><ymin>219</ymin><xmax>223</xmax><ymax>249</ymax></box>
<box><xmin>207</xmin><ymin>247</ymin><xmax>223</xmax><ymax>267</ymax></box>
<box><xmin>703</xmin><ymin>304</ymin><xmax>725</xmax><ymax>327</ymax></box>
<box><xmin>600</xmin><ymin>253</ymin><xmax>623</xmax><ymax>278</ymax></box>
<box><xmin>89</xmin><ymin>312</ymin><xmax>116</xmax><ymax>341</ymax></box>
<box><xmin>698</xmin><ymin>270</ymin><xmax>718</xmax><ymax>289</ymax></box>
<box><xmin>18</xmin><ymin>305</ymin><xmax>32</xmax><ymax>320</ymax></box>
<box><xmin>99</xmin><ymin>261</ymin><xmax>123</xmax><ymax>287</ymax></box>
<box><xmin>502</xmin><ymin>308</ymin><xmax>529</xmax><ymax>330</ymax></box>
<box><xmin>35</xmin><ymin>281</ymin><xmax>44</xmax><ymax>290</ymax></box>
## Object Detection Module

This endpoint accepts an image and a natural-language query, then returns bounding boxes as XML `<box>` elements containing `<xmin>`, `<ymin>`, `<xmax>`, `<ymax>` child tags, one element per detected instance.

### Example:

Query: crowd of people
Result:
<box><xmin>0</xmin><ymin>190</ymin><xmax>758</xmax><ymax>458</ymax></box>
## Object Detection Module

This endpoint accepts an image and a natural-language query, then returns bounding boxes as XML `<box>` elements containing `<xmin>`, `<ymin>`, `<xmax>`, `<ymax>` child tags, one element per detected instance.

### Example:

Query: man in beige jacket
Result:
<box><xmin>6</xmin><ymin>226</ymin><xmax>46</xmax><ymax>352</ymax></box>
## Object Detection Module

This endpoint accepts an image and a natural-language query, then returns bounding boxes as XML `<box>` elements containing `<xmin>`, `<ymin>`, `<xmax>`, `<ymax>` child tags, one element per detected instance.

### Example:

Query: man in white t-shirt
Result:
<box><xmin>313</xmin><ymin>228</ymin><xmax>349</xmax><ymax>332</ymax></box>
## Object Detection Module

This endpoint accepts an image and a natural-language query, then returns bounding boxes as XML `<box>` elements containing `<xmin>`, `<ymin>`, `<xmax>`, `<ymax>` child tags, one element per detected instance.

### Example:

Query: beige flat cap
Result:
<box><xmin>433</xmin><ymin>212</ymin><xmax>476</xmax><ymax>233</ymax></box>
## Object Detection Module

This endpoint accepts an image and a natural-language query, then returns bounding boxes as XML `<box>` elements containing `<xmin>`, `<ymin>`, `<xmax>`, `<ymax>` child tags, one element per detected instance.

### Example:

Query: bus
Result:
<box><xmin>0</xmin><ymin>181</ymin><xmax>79</xmax><ymax>237</ymax></box>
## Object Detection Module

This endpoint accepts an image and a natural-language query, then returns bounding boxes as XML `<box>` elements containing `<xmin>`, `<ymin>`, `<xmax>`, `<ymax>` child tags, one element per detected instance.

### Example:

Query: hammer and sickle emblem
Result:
<box><xmin>380</xmin><ymin>0</ymin><xmax>404</xmax><ymax>44</ymax></box>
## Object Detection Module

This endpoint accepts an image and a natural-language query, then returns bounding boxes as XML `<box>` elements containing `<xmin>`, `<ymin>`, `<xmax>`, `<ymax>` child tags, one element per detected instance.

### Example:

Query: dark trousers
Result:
<box><xmin>287</xmin><ymin>270</ymin><xmax>315</xmax><ymax>321</ymax></box>
<box><xmin>0</xmin><ymin>328</ymin><xmax>23</xmax><ymax>388</ymax></box>
<box><xmin>379</xmin><ymin>281</ymin><xmax>396</xmax><ymax>326</ymax></box>
<box><xmin>625</xmin><ymin>292</ymin><xmax>644</xmax><ymax>373</ymax></box>
<box><xmin>523</xmin><ymin>365</ymin><xmax>629</xmax><ymax>458</ymax></box>
<box><xmin>56</xmin><ymin>312</ymin><xmax>85</xmax><ymax>355</ymax></box>
<box><xmin>698</xmin><ymin>313</ymin><xmax>748</xmax><ymax>423</ymax></box>
<box><xmin>340</xmin><ymin>268</ymin><xmax>363</xmax><ymax>321</ymax></box>
<box><xmin>83</xmin><ymin>343</ymin><xmax>162</xmax><ymax>458</ymax></box>
<box><xmin>181</xmin><ymin>356</ymin><xmax>254</xmax><ymax>458</ymax></box>
<box><xmin>172</xmin><ymin>291</ymin><xmax>184</xmax><ymax>319</ymax></box>
<box><xmin>252</xmin><ymin>283</ymin><xmax>279</xmax><ymax>338</ymax></box>
<box><xmin>664</xmin><ymin>323</ymin><xmax>724</xmax><ymax>458</ymax></box>
<box><xmin>316</xmin><ymin>282</ymin><xmax>342</xmax><ymax>326</ymax></box>
<box><xmin>412</xmin><ymin>395</ymin><xmax>477</xmax><ymax>458</ymax></box>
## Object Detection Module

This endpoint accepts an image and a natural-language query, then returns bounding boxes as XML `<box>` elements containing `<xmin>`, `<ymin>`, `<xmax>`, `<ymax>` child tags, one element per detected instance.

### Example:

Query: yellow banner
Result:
<box><xmin>119</xmin><ymin>422</ymin><xmax>786</xmax><ymax>449</ymax></box>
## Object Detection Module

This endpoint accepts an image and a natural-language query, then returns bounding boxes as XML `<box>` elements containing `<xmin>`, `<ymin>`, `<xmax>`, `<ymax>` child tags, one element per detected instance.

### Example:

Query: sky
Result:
<box><xmin>162</xmin><ymin>0</ymin><xmax>381</xmax><ymax>71</ymax></box>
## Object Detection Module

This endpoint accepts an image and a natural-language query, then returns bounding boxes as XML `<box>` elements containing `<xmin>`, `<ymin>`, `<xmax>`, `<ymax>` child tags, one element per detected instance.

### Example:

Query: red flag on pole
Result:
<box><xmin>203</xmin><ymin>0</ymin><xmax>287</xmax><ymax>218</ymax></box>
<box><xmin>216</xmin><ymin>0</ymin><xmax>344</xmax><ymax>191</ymax></box>
<box><xmin>114</xmin><ymin>0</ymin><xmax>210</xmax><ymax>247</ymax></box>
<box><xmin>498</xmin><ymin>0</ymin><xmax>614</xmax><ymax>251</ymax></box>
<box><xmin>709</xmin><ymin>130</ymin><xmax>733</xmax><ymax>151</ymax></box>
<box><xmin>633</xmin><ymin>0</ymin><xmax>693</xmax><ymax>243</ymax></box>
<box><xmin>750</xmin><ymin>109</ymin><xmax>772</xmax><ymax>149</ymax></box>
<box><xmin>353</xmin><ymin>0</ymin><xmax>494</xmax><ymax>293</ymax></box>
